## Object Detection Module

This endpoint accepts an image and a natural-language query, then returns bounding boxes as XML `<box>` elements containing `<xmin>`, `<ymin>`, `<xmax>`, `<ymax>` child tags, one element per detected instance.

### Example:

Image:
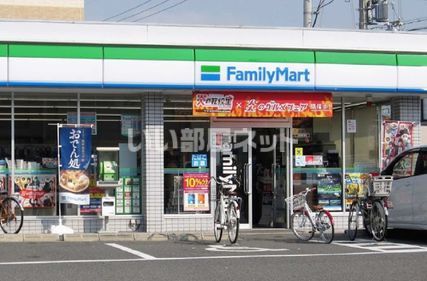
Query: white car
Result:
<box><xmin>381</xmin><ymin>146</ymin><xmax>427</xmax><ymax>230</ymax></box>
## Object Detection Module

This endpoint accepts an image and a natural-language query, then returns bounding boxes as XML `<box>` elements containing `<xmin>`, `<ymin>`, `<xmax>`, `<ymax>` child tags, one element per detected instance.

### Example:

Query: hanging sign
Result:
<box><xmin>59</xmin><ymin>127</ymin><xmax>92</xmax><ymax>193</ymax></box>
<box><xmin>193</xmin><ymin>91</ymin><xmax>332</xmax><ymax>118</ymax></box>
<box><xmin>60</xmin><ymin>127</ymin><xmax>92</xmax><ymax>170</ymax></box>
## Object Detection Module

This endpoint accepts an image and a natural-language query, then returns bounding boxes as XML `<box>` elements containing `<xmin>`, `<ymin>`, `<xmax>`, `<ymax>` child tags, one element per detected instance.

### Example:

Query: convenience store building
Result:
<box><xmin>0</xmin><ymin>20</ymin><xmax>426</xmax><ymax>234</ymax></box>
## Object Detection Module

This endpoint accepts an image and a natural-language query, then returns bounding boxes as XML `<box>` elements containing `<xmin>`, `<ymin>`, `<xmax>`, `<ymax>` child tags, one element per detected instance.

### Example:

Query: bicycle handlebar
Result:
<box><xmin>298</xmin><ymin>187</ymin><xmax>316</xmax><ymax>196</ymax></box>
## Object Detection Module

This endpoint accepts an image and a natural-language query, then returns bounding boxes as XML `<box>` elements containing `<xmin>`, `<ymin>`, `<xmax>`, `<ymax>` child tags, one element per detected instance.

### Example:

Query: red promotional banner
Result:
<box><xmin>193</xmin><ymin>91</ymin><xmax>333</xmax><ymax>118</ymax></box>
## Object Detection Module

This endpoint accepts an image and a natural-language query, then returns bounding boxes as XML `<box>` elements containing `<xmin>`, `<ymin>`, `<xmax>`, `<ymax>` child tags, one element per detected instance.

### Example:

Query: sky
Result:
<box><xmin>85</xmin><ymin>0</ymin><xmax>427</xmax><ymax>32</ymax></box>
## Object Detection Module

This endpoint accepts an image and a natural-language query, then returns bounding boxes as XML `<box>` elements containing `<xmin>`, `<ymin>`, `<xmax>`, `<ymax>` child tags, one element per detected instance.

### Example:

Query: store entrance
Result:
<box><xmin>210</xmin><ymin>120</ymin><xmax>292</xmax><ymax>229</ymax></box>
<box><xmin>252</xmin><ymin>128</ymin><xmax>288</xmax><ymax>228</ymax></box>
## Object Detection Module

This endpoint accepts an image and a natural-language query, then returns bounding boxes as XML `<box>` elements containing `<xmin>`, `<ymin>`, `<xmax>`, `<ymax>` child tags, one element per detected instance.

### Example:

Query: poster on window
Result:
<box><xmin>382</xmin><ymin>121</ymin><xmax>414</xmax><ymax>169</ymax></box>
<box><xmin>13</xmin><ymin>174</ymin><xmax>56</xmax><ymax>208</ymax></box>
<box><xmin>79</xmin><ymin>186</ymin><xmax>104</xmax><ymax>215</ymax></box>
<box><xmin>121</xmin><ymin>115</ymin><xmax>141</xmax><ymax>137</ymax></box>
<box><xmin>344</xmin><ymin>173</ymin><xmax>370</xmax><ymax>210</ymax></box>
<box><xmin>316</xmin><ymin>173</ymin><xmax>342</xmax><ymax>211</ymax></box>
<box><xmin>183</xmin><ymin>172</ymin><xmax>209</xmax><ymax>211</ymax></box>
<box><xmin>0</xmin><ymin>174</ymin><xmax>6</xmax><ymax>193</ymax></box>
<box><xmin>59</xmin><ymin>127</ymin><xmax>92</xmax><ymax>194</ymax></box>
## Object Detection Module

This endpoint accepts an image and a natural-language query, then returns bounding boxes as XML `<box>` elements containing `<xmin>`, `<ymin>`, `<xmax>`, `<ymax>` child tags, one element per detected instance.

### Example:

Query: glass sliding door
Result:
<box><xmin>210</xmin><ymin>128</ymin><xmax>252</xmax><ymax>228</ymax></box>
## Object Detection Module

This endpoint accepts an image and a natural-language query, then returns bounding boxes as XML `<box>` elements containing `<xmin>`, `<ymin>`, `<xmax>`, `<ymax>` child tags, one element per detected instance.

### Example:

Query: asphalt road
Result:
<box><xmin>0</xmin><ymin>229</ymin><xmax>426</xmax><ymax>281</ymax></box>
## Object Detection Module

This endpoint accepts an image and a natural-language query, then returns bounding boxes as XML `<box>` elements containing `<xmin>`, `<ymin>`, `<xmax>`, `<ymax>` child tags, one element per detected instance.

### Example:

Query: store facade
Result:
<box><xmin>0</xmin><ymin>21</ymin><xmax>425</xmax><ymax>234</ymax></box>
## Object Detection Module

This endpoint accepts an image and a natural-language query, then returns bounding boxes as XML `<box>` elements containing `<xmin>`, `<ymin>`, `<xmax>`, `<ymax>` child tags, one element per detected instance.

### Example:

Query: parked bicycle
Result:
<box><xmin>347</xmin><ymin>175</ymin><xmax>393</xmax><ymax>241</ymax></box>
<box><xmin>211</xmin><ymin>176</ymin><xmax>241</xmax><ymax>244</ymax></box>
<box><xmin>285</xmin><ymin>187</ymin><xmax>335</xmax><ymax>244</ymax></box>
<box><xmin>0</xmin><ymin>191</ymin><xmax>24</xmax><ymax>234</ymax></box>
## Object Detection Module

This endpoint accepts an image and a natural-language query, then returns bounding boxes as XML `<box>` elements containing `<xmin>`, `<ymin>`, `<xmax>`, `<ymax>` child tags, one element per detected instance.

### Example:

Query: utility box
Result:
<box><xmin>101</xmin><ymin>197</ymin><xmax>116</xmax><ymax>216</ymax></box>
<box><xmin>375</xmin><ymin>2</ymin><xmax>389</xmax><ymax>22</ymax></box>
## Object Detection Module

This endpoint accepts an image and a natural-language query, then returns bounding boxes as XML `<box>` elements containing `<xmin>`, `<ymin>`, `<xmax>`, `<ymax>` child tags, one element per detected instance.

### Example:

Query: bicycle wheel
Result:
<box><xmin>227</xmin><ymin>202</ymin><xmax>239</xmax><ymax>244</ymax></box>
<box><xmin>370</xmin><ymin>201</ymin><xmax>387</xmax><ymax>241</ymax></box>
<box><xmin>0</xmin><ymin>197</ymin><xmax>24</xmax><ymax>234</ymax></box>
<box><xmin>213</xmin><ymin>203</ymin><xmax>223</xmax><ymax>242</ymax></box>
<box><xmin>317</xmin><ymin>211</ymin><xmax>334</xmax><ymax>244</ymax></box>
<box><xmin>291</xmin><ymin>210</ymin><xmax>314</xmax><ymax>241</ymax></box>
<box><xmin>347</xmin><ymin>201</ymin><xmax>360</xmax><ymax>241</ymax></box>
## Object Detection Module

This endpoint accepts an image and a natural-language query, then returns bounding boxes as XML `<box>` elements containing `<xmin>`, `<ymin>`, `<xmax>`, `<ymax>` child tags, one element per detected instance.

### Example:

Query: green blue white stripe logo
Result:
<box><xmin>201</xmin><ymin>65</ymin><xmax>220</xmax><ymax>81</ymax></box>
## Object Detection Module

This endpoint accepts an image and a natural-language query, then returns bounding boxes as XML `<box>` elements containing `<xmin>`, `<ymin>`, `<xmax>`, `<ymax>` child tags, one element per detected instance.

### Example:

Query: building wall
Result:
<box><xmin>0</xmin><ymin>0</ymin><xmax>83</xmax><ymax>20</ymax></box>
<box><xmin>144</xmin><ymin>94</ymin><xmax>165</xmax><ymax>233</ymax></box>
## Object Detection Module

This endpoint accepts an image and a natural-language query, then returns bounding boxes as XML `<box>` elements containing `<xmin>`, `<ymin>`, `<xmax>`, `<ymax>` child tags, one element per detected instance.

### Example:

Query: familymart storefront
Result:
<box><xmin>0</xmin><ymin>21</ymin><xmax>425</xmax><ymax>234</ymax></box>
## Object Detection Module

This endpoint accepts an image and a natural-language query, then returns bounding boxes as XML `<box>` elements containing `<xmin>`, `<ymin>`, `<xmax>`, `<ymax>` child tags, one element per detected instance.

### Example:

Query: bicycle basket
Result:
<box><xmin>368</xmin><ymin>176</ymin><xmax>393</xmax><ymax>197</ymax></box>
<box><xmin>285</xmin><ymin>193</ymin><xmax>305</xmax><ymax>210</ymax></box>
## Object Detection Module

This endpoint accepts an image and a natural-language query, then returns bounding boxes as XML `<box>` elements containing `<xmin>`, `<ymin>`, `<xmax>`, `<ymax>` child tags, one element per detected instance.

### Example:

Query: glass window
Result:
<box><xmin>164</xmin><ymin>96</ymin><xmax>209</xmax><ymax>214</ymax></box>
<box><xmin>14</xmin><ymin>93</ymin><xmax>75</xmax><ymax>216</ymax></box>
<box><xmin>0</xmin><ymin>93</ymin><xmax>11</xmax><ymax>195</ymax></box>
<box><xmin>11</xmin><ymin>92</ymin><xmax>142</xmax><ymax>217</ymax></box>
<box><xmin>344</xmin><ymin>103</ymin><xmax>380</xmax><ymax>210</ymax></box>
<box><xmin>293</xmin><ymin>114</ymin><xmax>343</xmax><ymax>211</ymax></box>
<box><xmin>392</xmin><ymin>152</ymin><xmax>419</xmax><ymax>178</ymax></box>
<box><xmin>418</xmin><ymin>152</ymin><xmax>427</xmax><ymax>175</ymax></box>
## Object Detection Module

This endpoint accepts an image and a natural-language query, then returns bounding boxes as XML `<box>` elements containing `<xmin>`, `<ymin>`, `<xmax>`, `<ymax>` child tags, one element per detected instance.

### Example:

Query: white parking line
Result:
<box><xmin>333</xmin><ymin>240</ymin><xmax>427</xmax><ymax>253</ymax></box>
<box><xmin>206</xmin><ymin>245</ymin><xmax>289</xmax><ymax>252</ymax></box>
<box><xmin>105</xmin><ymin>243</ymin><xmax>156</xmax><ymax>259</ymax></box>
<box><xmin>0</xmin><ymin>251</ymin><xmax>389</xmax><ymax>266</ymax></box>
<box><xmin>0</xmin><ymin>249</ymin><xmax>426</xmax><ymax>266</ymax></box>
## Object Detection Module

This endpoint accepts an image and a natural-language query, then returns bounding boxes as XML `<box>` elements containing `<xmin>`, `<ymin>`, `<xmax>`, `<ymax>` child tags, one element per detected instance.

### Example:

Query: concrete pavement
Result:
<box><xmin>0</xmin><ymin>228</ymin><xmax>351</xmax><ymax>243</ymax></box>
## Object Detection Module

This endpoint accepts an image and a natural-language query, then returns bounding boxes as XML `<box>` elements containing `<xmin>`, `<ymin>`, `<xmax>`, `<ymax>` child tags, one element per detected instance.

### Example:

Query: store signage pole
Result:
<box><xmin>51</xmin><ymin>123</ymin><xmax>74</xmax><ymax>235</ymax></box>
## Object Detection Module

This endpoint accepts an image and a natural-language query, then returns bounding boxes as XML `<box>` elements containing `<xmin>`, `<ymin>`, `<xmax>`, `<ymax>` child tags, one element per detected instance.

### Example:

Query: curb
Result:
<box><xmin>0</xmin><ymin>232</ymin><xmax>215</xmax><ymax>242</ymax></box>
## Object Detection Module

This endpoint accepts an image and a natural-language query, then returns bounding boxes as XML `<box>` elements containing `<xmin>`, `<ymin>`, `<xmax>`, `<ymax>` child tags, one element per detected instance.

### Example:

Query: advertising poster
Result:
<box><xmin>316</xmin><ymin>173</ymin><xmax>342</xmax><ymax>211</ymax></box>
<box><xmin>193</xmin><ymin>92</ymin><xmax>333</xmax><ymax>118</ymax></box>
<box><xmin>13</xmin><ymin>174</ymin><xmax>56</xmax><ymax>209</ymax></box>
<box><xmin>121</xmin><ymin>114</ymin><xmax>141</xmax><ymax>137</ymax></box>
<box><xmin>79</xmin><ymin>186</ymin><xmax>104</xmax><ymax>215</ymax></box>
<box><xmin>345</xmin><ymin>173</ymin><xmax>369</xmax><ymax>210</ymax></box>
<box><xmin>59</xmin><ymin>127</ymin><xmax>92</xmax><ymax>195</ymax></box>
<box><xmin>0</xmin><ymin>175</ymin><xmax>6</xmax><ymax>193</ymax></box>
<box><xmin>183</xmin><ymin>172</ymin><xmax>209</xmax><ymax>211</ymax></box>
<box><xmin>382</xmin><ymin>120</ymin><xmax>414</xmax><ymax>169</ymax></box>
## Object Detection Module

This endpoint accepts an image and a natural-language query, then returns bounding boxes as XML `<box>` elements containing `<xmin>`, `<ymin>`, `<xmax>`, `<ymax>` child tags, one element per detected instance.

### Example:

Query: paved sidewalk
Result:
<box><xmin>0</xmin><ymin>228</ymin><xmax>350</xmax><ymax>243</ymax></box>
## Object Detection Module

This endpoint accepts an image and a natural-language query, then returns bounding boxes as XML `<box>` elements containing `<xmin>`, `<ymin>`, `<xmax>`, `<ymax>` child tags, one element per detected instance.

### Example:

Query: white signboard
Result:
<box><xmin>104</xmin><ymin>60</ymin><xmax>194</xmax><ymax>87</ymax></box>
<box><xmin>0</xmin><ymin>57</ymin><xmax>7</xmax><ymax>85</ymax></box>
<box><xmin>347</xmin><ymin>119</ymin><xmax>357</xmax><ymax>133</ymax></box>
<box><xmin>59</xmin><ymin>192</ymin><xmax>90</xmax><ymax>205</ymax></box>
<box><xmin>316</xmin><ymin>64</ymin><xmax>397</xmax><ymax>91</ymax></box>
<box><xmin>9</xmin><ymin>58</ymin><xmax>103</xmax><ymax>86</ymax></box>
<box><xmin>398</xmin><ymin>66</ymin><xmax>427</xmax><ymax>92</ymax></box>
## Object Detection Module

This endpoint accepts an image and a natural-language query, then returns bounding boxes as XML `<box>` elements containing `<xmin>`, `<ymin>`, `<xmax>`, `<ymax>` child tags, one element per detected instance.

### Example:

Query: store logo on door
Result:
<box><xmin>219</xmin><ymin>135</ymin><xmax>238</xmax><ymax>194</ymax></box>
<box><xmin>201</xmin><ymin>65</ymin><xmax>221</xmax><ymax>81</ymax></box>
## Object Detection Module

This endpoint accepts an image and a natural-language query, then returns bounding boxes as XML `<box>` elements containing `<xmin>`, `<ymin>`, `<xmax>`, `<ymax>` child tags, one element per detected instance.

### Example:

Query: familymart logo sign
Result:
<box><xmin>201</xmin><ymin>65</ymin><xmax>221</xmax><ymax>81</ymax></box>
<box><xmin>198</xmin><ymin>62</ymin><xmax>314</xmax><ymax>88</ymax></box>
